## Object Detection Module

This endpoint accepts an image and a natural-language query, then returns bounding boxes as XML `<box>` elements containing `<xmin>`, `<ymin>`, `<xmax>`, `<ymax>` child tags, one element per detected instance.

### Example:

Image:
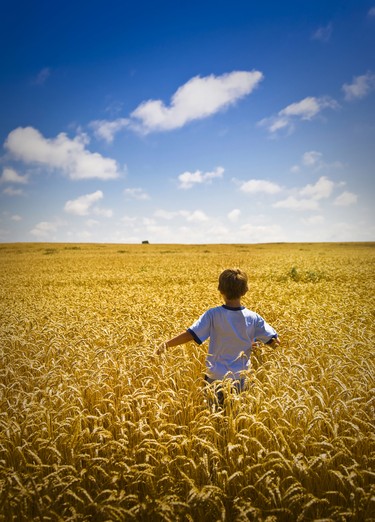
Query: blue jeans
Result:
<box><xmin>204</xmin><ymin>375</ymin><xmax>246</xmax><ymax>407</ymax></box>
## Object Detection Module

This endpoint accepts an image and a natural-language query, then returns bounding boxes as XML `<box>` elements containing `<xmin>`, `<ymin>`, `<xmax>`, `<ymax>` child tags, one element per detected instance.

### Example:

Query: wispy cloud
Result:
<box><xmin>259</xmin><ymin>96</ymin><xmax>339</xmax><ymax>135</ymax></box>
<box><xmin>90</xmin><ymin>118</ymin><xmax>130</xmax><ymax>143</ymax></box>
<box><xmin>291</xmin><ymin>150</ymin><xmax>323</xmax><ymax>172</ymax></box>
<box><xmin>178</xmin><ymin>166</ymin><xmax>224</xmax><ymax>189</ymax></box>
<box><xmin>124</xmin><ymin>187</ymin><xmax>150</xmax><ymax>200</ymax></box>
<box><xmin>85</xmin><ymin>219</ymin><xmax>99</xmax><ymax>227</ymax></box>
<box><xmin>30</xmin><ymin>220</ymin><xmax>61</xmax><ymax>238</ymax></box>
<box><xmin>302</xmin><ymin>215</ymin><xmax>325</xmax><ymax>225</ymax></box>
<box><xmin>4</xmin><ymin>127</ymin><xmax>121</xmax><ymax>180</ymax></box>
<box><xmin>104</xmin><ymin>99</ymin><xmax>124</xmax><ymax>117</ymax></box>
<box><xmin>154</xmin><ymin>209</ymin><xmax>209</xmax><ymax>222</ymax></box>
<box><xmin>368</xmin><ymin>7</ymin><xmax>375</xmax><ymax>17</ymax></box>
<box><xmin>273</xmin><ymin>196</ymin><xmax>320</xmax><ymax>211</ymax></box>
<box><xmin>3</xmin><ymin>187</ymin><xmax>25</xmax><ymax>196</ymax></box>
<box><xmin>239</xmin><ymin>223</ymin><xmax>283</xmax><ymax>242</ymax></box>
<box><xmin>291</xmin><ymin>150</ymin><xmax>343</xmax><ymax>173</ymax></box>
<box><xmin>32</xmin><ymin>67</ymin><xmax>51</xmax><ymax>86</ymax></box>
<box><xmin>342</xmin><ymin>72</ymin><xmax>375</xmax><ymax>101</ymax></box>
<box><xmin>154</xmin><ymin>209</ymin><xmax>177</xmax><ymax>220</ymax></box>
<box><xmin>64</xmin><ymin>191</ymin><xmax>104</xmax><ymax>216</ymax></box>
<box><xmin>311</xmin><ymin>23</ymin><xmax>333</xmax><ymax>43</ymax></box>
<box><xmin>302</xmin><ymin>151</ymin><xmax>323</xmax><ymax>167</ymax></box>
<box><xmin>281</xmin><ymin>97</ymin><xmax>335</xmax><ymax>118</ymax></box>
<box><xmin>130</xmin><ymin>70</ymin><xmax>264</xmax><ymax>133</ymax></box>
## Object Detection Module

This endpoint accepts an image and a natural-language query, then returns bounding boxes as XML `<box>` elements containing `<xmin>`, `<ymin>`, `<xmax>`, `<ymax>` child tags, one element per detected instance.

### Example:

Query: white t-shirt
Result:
<box><xmin>188</xmin><ymin>305</ymin><xmax>277</xmax><ymax>380</ymax></box>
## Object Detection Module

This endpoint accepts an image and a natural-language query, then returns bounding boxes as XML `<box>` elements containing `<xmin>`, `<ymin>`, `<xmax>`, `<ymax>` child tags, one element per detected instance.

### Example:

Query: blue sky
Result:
<box><xmin>1</xmin><ymin>0</ymin><xmax>374</xmax><ymax>243</ymax></box>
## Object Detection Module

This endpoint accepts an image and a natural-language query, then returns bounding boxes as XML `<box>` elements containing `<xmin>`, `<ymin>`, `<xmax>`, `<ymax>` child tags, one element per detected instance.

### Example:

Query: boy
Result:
<box><xmin>157</xmin><ymin>268</ymin><xmax>280</xmax><ymax>405</ymax></box>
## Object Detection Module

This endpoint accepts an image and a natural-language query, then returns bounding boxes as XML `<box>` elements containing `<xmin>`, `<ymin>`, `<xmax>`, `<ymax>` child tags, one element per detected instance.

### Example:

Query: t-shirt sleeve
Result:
<box><xmin>254</xmin><ymin>314</ymin><xmax>278</xmax><ymax>344</ymax></box>
<box><xmin>187</xmin><ymin>310</ymin><xmax>212</xmax><ymax>345</ymax></box>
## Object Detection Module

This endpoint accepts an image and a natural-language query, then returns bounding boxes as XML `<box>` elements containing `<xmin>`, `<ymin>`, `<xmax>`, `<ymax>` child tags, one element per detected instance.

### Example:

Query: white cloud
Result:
<box><xmin>228</xmin><ymin>209</ymin><xmax>241</xmax><ymax>222</ymax></box>
<box><xmin>238</xmin><ymin>179</ymin><xmax>282</xmax><ymax>194</ymax></box>
<box><xmin>124</xmin><ymin>187</ymin><xmax>150</xmax><ymax>200</ymax></box>
<box><xmin>267</xmin><ymin>118</ymin><xmax>290</xmax><ymax>133</ymax></box>
<box><xmin>299</xmin><ymin>176</ymin><xmax>335</xmax><ymax>200</ymax></box>
<box><xmin>30</xmin><ymin>220</ymin><xmax>60</xmax><ymax>238</ymax></box>
<box><xmin>280</xmin><ymin>97</ymin><xmax>337</xmax><ymax>119</ymax></box>
<box><xmin>121</xmin><ymin>215</ymin><xmax>138</xmax><ymax>225</ymax></box>
<box><xmin>145</xmin><ymin>224</ymin><xmax>170</xmax><ymax>236</ymax></box>
<box><xmin>154</xmin><ymin>209</ymin><xmax>177</xmax><ymax>220</ymax></box>
<box><xmin>143</xmin><ymin>217</ymin><xmax>156</xmax><ymax>226</ymax></box>
<box><xmin>105</xmin><ymin>99</ymin><xmax>124</xmax><ymax>117</ymax></box>
<box><xmin>326</xmin><ymin>221</ymin><xmax>367</xmax><ymax>241</ymax></box>
<box><xmin>293</xmin><ymin>151</ymin><xmax>343</xmax><ymax>173</ymax></box>
<box><xmin>342</xmin><ymin>72</ymin><xmax>375</xmax><ymax>101</ymax></box>
<box><xmin>32</xmin><ymin>67</ymin><xmax>51</xmax><ymax>85</ymax></box>
<box><xmin>4</xmin><ymin>127</ymin><xmax>121</xmax><ymax>180</ymax></box>
<box><xmin>85</xmin><ymin>219</ymin><xmax>99</xmax><ymax>227</ymax></box>
<box><xmin>181</xmin><ymin>210</ymin><xmax>209</xmax><ymax>222</ymax></box>
<box><xmin>334</xmin><ymin>191</ymin><xmax>358</xmax><ymax>206</ymax></box>
<box><xmin>239</xmin><ymin>223</ymin><xmax>283</xmax><ymax>242</ymax></box>
<box><xmin>208</xmin><ymin>225</ymin><xmax>230</xmax><ymax>237</ymax></box>
<box><xmin>76</xmin><ymin>230</ymin><xmax>93</xmax><ymax>240</ymax></box>
<box><xmin>302</xmin><ymin>151</ymin><xmax>323</xmax><ymax>167</ymax></box>
<box><xmin>155</xmin><ymin>209</ymin><xmax>209</xmax><ymax>222</ymax></box>
<box><xmin>273</xmin><ymin>196</ymin><xmax>320</xmax><ymax>211</ymax></box>
<box><xmin>94</xmin><ymin>207</ymin><xmax>113</xmax><ymax>218</ymax></box>
<box><xmin>302</xmin><ymin>215</ymin><xmax>325</xmax><ymax>225</ymax></box>
<box><xmin>1</xmin><ymin>167</ymin><xmax>29</xmax><ymax>184</ymax></box>
<box><xmin>130</xmin><ymin>70</ymin><xmax>263</xmax><ymax>133</ymax></box>
<box><xmin>259</xmin><ymin>96</ymin><xmax>338</xmax><ymax>134</ymax></box>
<box><xmin>3</xmin><ymin>187</ymin><xmax>24</xmax><ymax>196</ymax></box>
<box><xmin>311</xmin><ymin>23</ymin><xmax>333</xmax><ymax>43</ymax></box>
<box><xmin>272</xmin><ymin>176</ymin><xmax>334</xmax><ymax>212</ymax></box>
<box><xmin>90</xmin><ymin>118</ymin><xmax>129</xmax><ymax>143</ymax></box>
<box><xmin>64</xmin><ymin>191</ymin><xmax>104</xmax><ymax>216</ymax></box>
<box><xmin>178</xmin><ymin>166</ymin><xmax>224</xmax><ymax>189</ymax></box>
<box><xmin>368</xmin><ymin>7</ymin><xmax>375</xmax><ymax>17</ymax></box>
<box><xmin>11</xmin><ymin>215</ymin><xmax>22</xmax><ymax>221</ymax></box>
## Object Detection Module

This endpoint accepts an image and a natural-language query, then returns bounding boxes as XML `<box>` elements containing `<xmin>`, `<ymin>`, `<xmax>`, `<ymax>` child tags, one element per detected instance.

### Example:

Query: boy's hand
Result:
<box><xmin>156</xmin><ymin>342</ymin><xmax>167</xmax><ymax>355</ymax></box>
<box><xmin>267</xmin><ymin>337</ymin><xmax>280</xmax><ymax>349</ymax></box>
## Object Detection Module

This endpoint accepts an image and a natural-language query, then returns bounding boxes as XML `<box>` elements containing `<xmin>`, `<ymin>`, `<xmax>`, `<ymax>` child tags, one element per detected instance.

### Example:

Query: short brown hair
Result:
<box><xmin>218</xmin><ymin>268</ymin><xmax>248</xmax><ymax>300</ymax></box>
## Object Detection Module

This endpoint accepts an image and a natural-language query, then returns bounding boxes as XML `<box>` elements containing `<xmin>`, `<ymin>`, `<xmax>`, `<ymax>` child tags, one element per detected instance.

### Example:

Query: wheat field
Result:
<box><xmin>0</xmin><ymin>242</ymin><xmax>374</xmax><ymax>521</ymax></box>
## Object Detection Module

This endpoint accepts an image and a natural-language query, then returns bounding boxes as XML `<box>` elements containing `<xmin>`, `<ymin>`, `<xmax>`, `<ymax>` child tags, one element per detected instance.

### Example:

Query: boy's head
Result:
<box><xmin>218</xmin><ymin>268</ymin><xmax>248</xmax><ymax>300</ymax></box>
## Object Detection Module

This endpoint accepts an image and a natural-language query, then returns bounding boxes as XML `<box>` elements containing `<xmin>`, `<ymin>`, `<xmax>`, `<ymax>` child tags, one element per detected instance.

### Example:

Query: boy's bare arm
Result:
<box><xmin>157</xmin><ymin>330</ymin><xmax>194</xmax><ymax>354</ymax></box>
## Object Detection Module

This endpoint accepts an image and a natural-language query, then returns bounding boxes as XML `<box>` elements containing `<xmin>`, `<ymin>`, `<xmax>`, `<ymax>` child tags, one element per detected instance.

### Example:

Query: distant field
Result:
<box><xmin>0</xmin><ymin>242</ymin><xmax>374</xmax><ymax>521</ymax></box>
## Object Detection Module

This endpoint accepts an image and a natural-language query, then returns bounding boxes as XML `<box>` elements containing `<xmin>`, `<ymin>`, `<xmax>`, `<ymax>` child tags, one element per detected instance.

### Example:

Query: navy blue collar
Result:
<box><xmin>222</xmin><ymin>304</ymin><xmax>245</xmax><ymax>311</ymax></box>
